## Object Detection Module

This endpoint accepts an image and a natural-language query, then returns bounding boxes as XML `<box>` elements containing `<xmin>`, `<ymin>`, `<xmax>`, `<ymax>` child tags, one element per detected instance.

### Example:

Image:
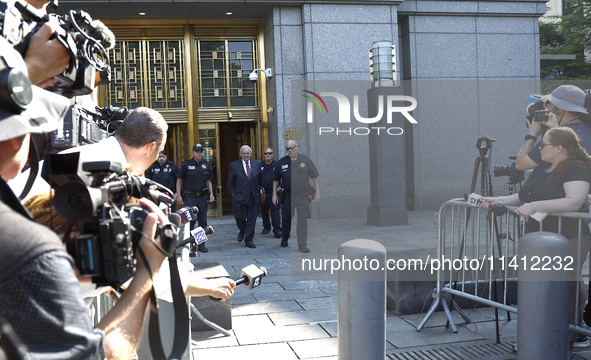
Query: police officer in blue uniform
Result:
<box><xmin>272</xmin><ymin>140</ymin><xmax>320</xmax><ymax>253</ymax></box>
<box><xmin>176</xmin><ymin>144</ymin><xmax>215</xmax><ymax>253</ymax></box>
<box><xmin>260</xmin><ymin>147</ymin><xmax>282</xmax><ymax>238</ymax></box>
<box><xmin>146</xmin><ymin>151</ymin><xmax>179</xmax><ymax>197</ymax></box>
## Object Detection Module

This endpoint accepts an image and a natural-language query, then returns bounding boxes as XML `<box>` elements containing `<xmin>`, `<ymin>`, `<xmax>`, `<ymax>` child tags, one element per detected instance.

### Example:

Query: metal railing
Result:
<box><xmin>417</xmin><ymin>198</ymin><xmax>591</xmax><ymax>340</ymax></box>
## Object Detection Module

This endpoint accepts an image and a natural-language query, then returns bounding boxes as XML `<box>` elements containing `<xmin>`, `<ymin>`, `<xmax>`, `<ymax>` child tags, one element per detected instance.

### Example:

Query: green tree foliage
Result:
<box><xmin>540</xmin><ymin>0</ymin><xmax>591</xmax><ymax>79</ymax></box>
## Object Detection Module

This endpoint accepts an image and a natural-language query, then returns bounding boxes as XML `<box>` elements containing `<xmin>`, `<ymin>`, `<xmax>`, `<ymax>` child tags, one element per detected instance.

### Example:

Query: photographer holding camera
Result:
<box><xmin>516</xmin><ymin>85</ymin><xmax>591</xmax><ymax>172</ymax></box>
<box><xmin>0</xmin><ymin>39</ymin><xmax>169</xmax><ymax>359</ymax></box>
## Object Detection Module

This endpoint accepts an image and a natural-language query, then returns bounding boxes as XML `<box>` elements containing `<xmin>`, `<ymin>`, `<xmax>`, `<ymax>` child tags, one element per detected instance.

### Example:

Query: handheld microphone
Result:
<box><xmin>463</xmin><ymin>193</ymin><xmax>507</xmax><ymax>216</ymax></box>
<box><xmin>175</xmin><ymin>225</ymin><xmax>214</xmax><ymax>248</ymax></box>
<box><xmin>209</xmin><ymin>265</ymin><xmax>268</xmax><ymax>301</ymax></box>
<box><xmin>168</xmin><ymin>213</ymin><xmax>182</xmax><ymax>229</ymax></box>
<box><xmin>176</xmin><ymin>206</ymin><xmax>198</xmax><ymax>223</ymax></box>
<box><xmin>149</xmin><ymin>189</ymin><xmax>174</xmax><ymax>205</ymax></box>
<box><xmin>234</xmin><ymin>265</ymin><xmax>267</xmax><ymax>290</ymax></box>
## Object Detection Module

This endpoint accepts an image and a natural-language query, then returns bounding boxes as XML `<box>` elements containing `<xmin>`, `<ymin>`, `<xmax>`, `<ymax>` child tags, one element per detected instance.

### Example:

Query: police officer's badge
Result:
<box><xmin>300</xmin><ymin>163</ymin><xmax>306</xmax><ymax>168</ymax></box>
<box><xmin>202</xmin><ymin>164</ymin><xmax>206</xmax><ymax>169</ymax></box>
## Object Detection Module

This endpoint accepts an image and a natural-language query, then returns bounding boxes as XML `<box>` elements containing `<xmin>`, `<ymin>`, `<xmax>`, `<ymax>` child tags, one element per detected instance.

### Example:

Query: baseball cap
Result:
<box><xmin>541</xmin><ymin>85</ymin><xmax>589</xmax><ymax>114</ymax></box>
<box><xmin>193</xmin><ymin>143</ymin><xmax>204</xmax><ymax>151</ymax></box>
<box><xmin>0</xmin><ymin>38</ymin><xmax>70</xmax><ymax>142</ymax></box>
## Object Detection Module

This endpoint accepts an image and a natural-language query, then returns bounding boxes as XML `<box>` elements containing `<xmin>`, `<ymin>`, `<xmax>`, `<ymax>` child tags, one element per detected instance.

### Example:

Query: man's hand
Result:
<box><xmin>314</xmin><ymin>191</ymin><xmax>320</xmax><ymax>203</ymax></box>
<box><xmin>542</xmin><ymin>112</ymin><xmax>559</xmax><ymax>129</ymax></box>
<box><xmin>24</xmin><ymin>22</ymin><xmax>70</xmax><ymax>86</ymax></box>
<box><xmin>205</xmin><ymin>278</ymin><xmax>236</xmax><ymax>301</ymax></box>
<box><xmin>526</xmin><ymin>118</ymin><xmax>544</xmax><ymax>137</ymax></box>
<box><xmin>136</xmin><ymin>198</ymin><xmax>168</xmax><ymax>276</ymax></box>
<box><xmin>208</xmin><ymin>194</ymin><xmax>215</xmax><ymax>203</ymax></box>
<box><xmin>272</xmin><ymin>193</ymin><xmax>278</xmax><ymax>206</ymax></box>
<box><xmin>175</xmin><ymin>193</ymin><xmax>184</xmax><ymax>207</ymax></box>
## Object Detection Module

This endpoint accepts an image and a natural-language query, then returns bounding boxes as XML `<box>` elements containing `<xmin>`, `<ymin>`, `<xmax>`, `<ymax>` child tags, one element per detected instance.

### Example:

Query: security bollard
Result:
<box><xmin>337</xmin><ymin>239</ymin><xmax>387</xmax><ymax>360</ymax></box>
<box><xmin>517</xmin><ymin>231</ymin><xmax>570</xmax><ymax>360</ymax></box>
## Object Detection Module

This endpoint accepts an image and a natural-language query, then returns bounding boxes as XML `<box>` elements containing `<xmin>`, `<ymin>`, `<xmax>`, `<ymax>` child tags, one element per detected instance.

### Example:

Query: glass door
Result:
<box><xmin>198</xmin><ymin>123</ymin><xmax>222</xmax><ymax>218</ymax></box>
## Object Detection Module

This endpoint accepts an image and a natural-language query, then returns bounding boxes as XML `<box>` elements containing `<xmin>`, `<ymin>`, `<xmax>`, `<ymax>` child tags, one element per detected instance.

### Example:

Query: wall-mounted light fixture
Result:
<box><xmin>369</xmin><ymin>41</ymin><xmax>396</xmax><ymax>88</ymax></box>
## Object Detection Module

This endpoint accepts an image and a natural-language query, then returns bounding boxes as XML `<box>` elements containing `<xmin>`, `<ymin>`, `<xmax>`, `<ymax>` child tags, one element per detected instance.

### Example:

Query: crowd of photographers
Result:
<box><xmin>0</xmin><ymin>0</ymin><xmax>237</xmax><ymax>358</ymax></box>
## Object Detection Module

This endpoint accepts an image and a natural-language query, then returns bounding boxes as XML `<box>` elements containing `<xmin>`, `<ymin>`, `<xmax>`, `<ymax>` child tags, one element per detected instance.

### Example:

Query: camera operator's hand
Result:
<box><xmin>136</xmin><ymin>198</ymin><xmax>169</xmax><ymax>276</ymax></box>
<box><xmin>24</xmin><ymin>22</ymin><xmax>70</xmax><ymax>86</ymax></box>
<box><xmin>526</xmin><ymin>118</ymin><xmax>544</xmax><ymax>137</ymax></box>
<box><xmin>542</xmin><ymin>111</ymin><xmax>559</xmax><ymax>129</ymax></box>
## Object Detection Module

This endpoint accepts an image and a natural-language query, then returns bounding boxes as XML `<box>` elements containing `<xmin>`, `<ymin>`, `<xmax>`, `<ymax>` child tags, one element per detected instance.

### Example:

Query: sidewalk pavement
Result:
<box><xmin>187</xmin><ymin>211</ymin><xmax>591</xmax><ymax>360</ymax></box>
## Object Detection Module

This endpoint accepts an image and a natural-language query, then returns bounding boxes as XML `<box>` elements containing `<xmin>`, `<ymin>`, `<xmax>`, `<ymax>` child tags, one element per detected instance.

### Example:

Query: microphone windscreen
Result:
<box><xmin>89</xmin><ymin>19</ymin><xmax>116</xmax><ymax>49</ymax></box>
<box><xmin>168</xmin><ymin>213</ymin><xmax>182</xmax><ymax>228</ymax></box>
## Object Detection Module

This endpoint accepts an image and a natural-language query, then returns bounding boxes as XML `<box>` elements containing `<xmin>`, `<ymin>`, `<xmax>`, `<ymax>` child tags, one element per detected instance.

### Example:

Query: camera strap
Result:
<box><xmin>18</xmin><ymin>137</ymin><xmax>39</xmax><ymax>200</ymax></box>
<box><xmin>147</xmin><ymin>254</ymin><xmax>190</xmax><ymax>360</ymax></box>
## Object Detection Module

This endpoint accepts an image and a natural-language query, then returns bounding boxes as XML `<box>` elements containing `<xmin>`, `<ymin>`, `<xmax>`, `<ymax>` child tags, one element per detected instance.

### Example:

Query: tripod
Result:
<box><xmin>448</xmin><ymin>137</ymin><xmax>510</xmax><ymax>342</ymax></box>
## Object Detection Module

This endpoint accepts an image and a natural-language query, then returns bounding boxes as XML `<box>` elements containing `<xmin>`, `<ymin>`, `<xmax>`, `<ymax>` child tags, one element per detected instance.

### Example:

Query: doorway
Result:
<box><xmin>218</xmin><ymin>121</ymin><xmax>258</xmax><ymax>215</ymax></box>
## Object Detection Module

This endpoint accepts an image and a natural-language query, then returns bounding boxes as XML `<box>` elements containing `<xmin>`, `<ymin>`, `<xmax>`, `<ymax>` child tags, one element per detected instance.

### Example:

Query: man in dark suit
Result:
<box><xmin>227</xmin><ymin>145</ymin><xmax>262</xmax><ymax>249</ymax></box>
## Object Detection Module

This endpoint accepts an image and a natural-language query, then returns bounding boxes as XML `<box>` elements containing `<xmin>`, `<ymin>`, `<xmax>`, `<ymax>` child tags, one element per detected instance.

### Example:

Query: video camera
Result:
<box><xmin>51</xmin><ymin>104</ymin><xmax>128</xmax><ymax>150</ymax></box>
<box><xmin>42</xmin><ymin>152</ymin><xmax>178</xmax><ymax>288</ymax></box>
<box><xmin>0</xmin><ymin>0</ymin><xmax>113</xmax><ymax>97</ymax></box>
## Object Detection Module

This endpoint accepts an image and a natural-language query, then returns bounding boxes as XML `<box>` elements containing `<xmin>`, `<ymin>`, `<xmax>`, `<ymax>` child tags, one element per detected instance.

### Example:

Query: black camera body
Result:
<box><xmin>43</xmin><ymin>153</ymin><xmax>177</xmax><ymax>288</ymax></box>
<box><xmin>534</xmin><ymin>110</ymin><xmax>549</xmax><ymax>123</ymax></box>
<box><xmin>0</xmin><ymin>0</ymin><xmax>111</xmax><ymax>98</ymax></box>
<box><xmin>50</xmin><ymin>104</ymin><xmax>128</xmax><ymax>151</ymax></box>
<box><xmin>494</xmin><ymin>159</ymin><xmax>525</xmax><ymax>185</ymax></box>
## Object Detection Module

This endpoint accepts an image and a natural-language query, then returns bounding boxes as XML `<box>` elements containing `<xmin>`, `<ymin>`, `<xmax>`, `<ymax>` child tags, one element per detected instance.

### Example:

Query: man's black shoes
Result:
<box><xmin>198</xmin><ymin>244</ymin><xmax>208</xmax><ymax>253</ymax></box>
<box><xmin>273</xmin><ymin>231</ymin><xmax>282</xmax><ymax>238</ymax></box>
<box><xmin>261</xmin><ymin>228</ymin><xmax>271</xmax><ymax>235</ymax></box>
<box><xmin>237</xmin><ymin>232</ymin><xmax>245</xmax><ymax>242</ymax></box>
<box><xmin>245</xmin><ymin>242</ymin><xmax>256</xmax><ymax>249</ymax></box>
<box><xmin>280</xmin><ymin>239</ymin><xmax>288</xmax><ymax>247</ymax></box>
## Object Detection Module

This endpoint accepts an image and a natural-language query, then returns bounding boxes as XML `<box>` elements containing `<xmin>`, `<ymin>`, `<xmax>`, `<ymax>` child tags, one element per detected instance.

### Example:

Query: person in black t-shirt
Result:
<box><xmin>272</xmin><ymin>140</ymin><xmax>320</xmax><ymax>253</ymax></box>
<box><xmin>483</xmin><ymin>127</ymin><xmax>591</xmax><ymax>236</ymax></box>
<box><xmin>482</xmin><ymin>127</ymin><xmax>591</xmax><ymax>353</ymax></box>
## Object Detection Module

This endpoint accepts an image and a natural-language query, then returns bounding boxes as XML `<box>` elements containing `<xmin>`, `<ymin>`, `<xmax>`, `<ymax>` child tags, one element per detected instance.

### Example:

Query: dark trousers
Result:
<box><xmin>260</xmin><ymin>191</ymin><xmax>281</xmax><ymax>233</ymax></box>
<box><xmin>184</xmin><ymin>193</ymin><xmax>208</xmax><ymax>231</ymax></box>
<box><xmin>281</xmin><ymin>192</ymin><xmax>311</xmax><ymax>247</ymax></box>
<box><xmin>232</xmin><ymin>193</ymin><xmax>258</xmax><ymax>244</ymax></box>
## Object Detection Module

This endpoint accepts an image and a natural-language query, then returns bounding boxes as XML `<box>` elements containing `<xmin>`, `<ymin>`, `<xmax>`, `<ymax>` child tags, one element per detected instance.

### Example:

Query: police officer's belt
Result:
<box><xmin>185</xmin><ymin>189</ymin><xmax>205</xmax><ymax>196</ymax></box>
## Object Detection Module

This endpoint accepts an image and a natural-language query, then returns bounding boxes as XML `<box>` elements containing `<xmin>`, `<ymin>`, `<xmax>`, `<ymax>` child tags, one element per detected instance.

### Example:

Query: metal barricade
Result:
<box><xmin>416</xmin><ymin>198</ymin><xmax>591</xmax><ymax>341</ymax></box>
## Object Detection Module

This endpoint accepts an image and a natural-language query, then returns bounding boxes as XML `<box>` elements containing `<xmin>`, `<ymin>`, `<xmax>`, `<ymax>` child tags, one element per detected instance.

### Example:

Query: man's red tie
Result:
<box><xmin>246</xmin><ymin>161</ymin><xmax>251</xmax><ymax>179</ymax></box>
